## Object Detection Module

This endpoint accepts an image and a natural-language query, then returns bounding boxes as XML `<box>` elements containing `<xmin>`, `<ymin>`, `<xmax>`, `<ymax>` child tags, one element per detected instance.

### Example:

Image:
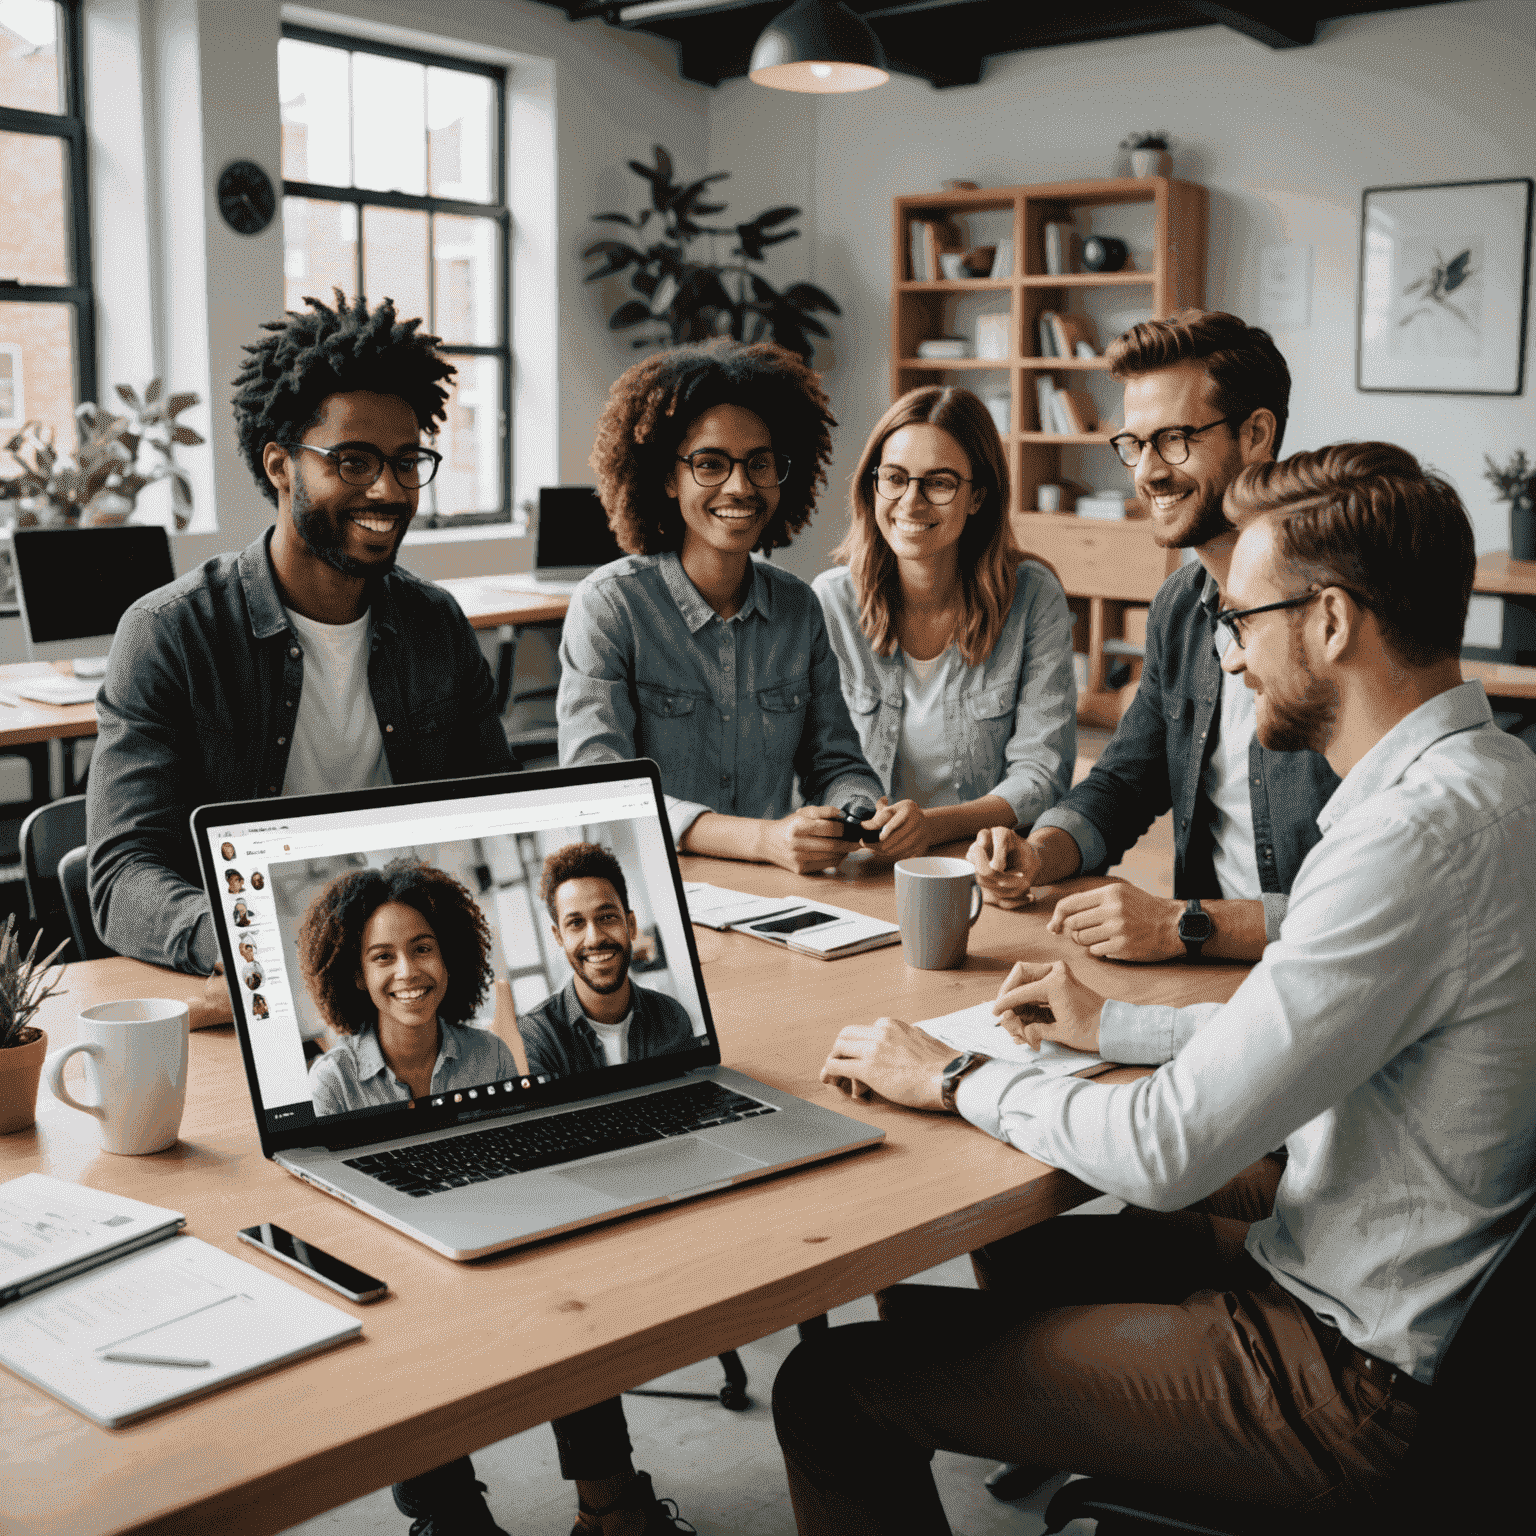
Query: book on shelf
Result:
<box><xmin>990</xmin><ymin>236</ymin><xmax>1014</xmax><ymax>277</ymax></box>
<box><xmin>1037</xmin><ymin>311</ymin><xmax>1060</xmax><ymax>357</ymax></box>
<box><xmin>917</xmin><ymin>337</ymin><xmax>973</xmax><ymax>359</ymax></box>
<box><xmin>908</xmin><ymin>218</ymin><xmax>964</xmax><ymax>282</ymax></box>
<box><xmin>1043</xmin><ymin>221</ymin><xmax>1078</xmax><ymax>276</ymax></box>
<box><xmin>1055</xmin><ymin>388</ymin><xmax>1099</xmax><ymax>435</ymax></box>
<box><xmin>1050</xmin><ymin>392</ymin><xmax>1075</xmax><ymax>436</ymax></box>
<box><xmin>1050</xmin><ymin>312</ymin><xmax>1101</xmax><ymax>359</ymax></box>
<box><xmin>1035</xmin><ymin>375</ymin><xmax>1057</xmax><ymax>433</ymax></box>
<box><xmin>974</xmin><ymin>312</ymin><xmax>1009</xmax><ymax>360</ymax></box>
<box><xmin>908</xmin><ymin>221</ymin><xmax>930</xmax><ymax>281</ymax></box>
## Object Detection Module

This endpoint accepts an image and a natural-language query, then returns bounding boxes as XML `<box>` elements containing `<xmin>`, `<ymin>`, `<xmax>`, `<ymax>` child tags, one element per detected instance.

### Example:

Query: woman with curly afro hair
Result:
<box><xmin>300</xmin><ymin>858</ymin><xmax>517</xmax><ymax>1116</ymax></box>
<box><xmin>558</xmin><ymin>340</ymin><xmax>925</xmax><ymax>873</ymax></box>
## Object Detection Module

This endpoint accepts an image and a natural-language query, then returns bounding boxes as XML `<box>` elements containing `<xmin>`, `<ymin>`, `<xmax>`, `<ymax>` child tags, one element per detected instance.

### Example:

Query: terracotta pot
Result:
<box><xmin>0</xmin><ymin>1027</ymin><xmax>47</xmax><ymax>1134</ymax></box>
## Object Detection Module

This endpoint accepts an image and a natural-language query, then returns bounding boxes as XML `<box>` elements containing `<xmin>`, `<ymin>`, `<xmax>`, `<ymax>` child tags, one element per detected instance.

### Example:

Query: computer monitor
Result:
<box><xmin>534</xmin><ymin>486</ymin><xmax>623</xmax><ymax>582</ymax></box>
<box><xmin>12</xmin><ymin>525</ymin><xmax>177</xmax><ymax>665</ymax></box>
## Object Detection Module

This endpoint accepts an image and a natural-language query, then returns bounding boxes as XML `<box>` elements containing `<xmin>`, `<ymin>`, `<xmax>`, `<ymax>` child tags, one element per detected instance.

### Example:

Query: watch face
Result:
<box><xmin>217</xmin><ymin>160</ymin><xmax>277</xmax><ymax>236</ymax></box>
<box><xmin>1180</xmin><ymin>912</ymin><xmax>1215</xmax><ymax>942</ymax></box>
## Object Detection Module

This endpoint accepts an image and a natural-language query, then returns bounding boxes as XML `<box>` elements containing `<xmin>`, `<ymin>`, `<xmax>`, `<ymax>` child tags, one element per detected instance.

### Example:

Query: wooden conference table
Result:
<box><xmin>1</xmin><ymin>853</ymin><xmax>1249</xmax><ymax>1536</ymax></box>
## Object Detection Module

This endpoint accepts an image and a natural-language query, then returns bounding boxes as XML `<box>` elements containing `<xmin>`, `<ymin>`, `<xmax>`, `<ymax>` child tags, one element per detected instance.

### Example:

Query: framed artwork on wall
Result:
<box><xmin>1357</xmin><ymin>177</ymin><xmax>1532</xmax><ymax>396</ymax></box>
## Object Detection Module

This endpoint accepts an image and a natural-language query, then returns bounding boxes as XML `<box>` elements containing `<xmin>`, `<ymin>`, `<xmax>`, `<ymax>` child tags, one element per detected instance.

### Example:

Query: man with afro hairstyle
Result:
<box><xmin>560</xmin><ymin>340</ymin><xmax>923</xmax><ymax>874</ymax></box>
<box><xmin>87</xmin><ymin>292</ymin><xmax>512</xmax><ymax>1021</ymax></box>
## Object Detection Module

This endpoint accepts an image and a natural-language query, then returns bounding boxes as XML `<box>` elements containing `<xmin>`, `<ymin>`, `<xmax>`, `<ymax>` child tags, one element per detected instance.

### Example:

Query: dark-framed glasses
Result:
<box><xmin>871</xmin><ymin>466</ymin><xmax>972</xmax><ymax>506</ymax></box>
<box><xmin>1216</xmin><ymin>590</ymin><xmax>1322</xmax><ymax>650</ymax></box>
<box><xmin>290</xmin><ymin>441</ymin><xmax>443</xmax><ymax>489</ymax></box>
<box><xmin>675</xmin><ymin>450</ymin><xmax>789</xmax><ymax>490</ymax></box>
<box><xmin>1107</xmin><ymin>415</ymin><xmax>1239</xmax><ymax>469</ymax></box>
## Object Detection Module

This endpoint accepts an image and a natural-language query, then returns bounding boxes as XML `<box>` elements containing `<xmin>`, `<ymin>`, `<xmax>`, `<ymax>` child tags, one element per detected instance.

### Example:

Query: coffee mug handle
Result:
<box><xmin>968</xmin><ymin>879</ymin><xmax>983</xmax><ymax>926</ymax></box>
<box><xmin>45</xmin><ymin>1043</ymin><xmax>106</xmax><ymax>1119</ymax></box>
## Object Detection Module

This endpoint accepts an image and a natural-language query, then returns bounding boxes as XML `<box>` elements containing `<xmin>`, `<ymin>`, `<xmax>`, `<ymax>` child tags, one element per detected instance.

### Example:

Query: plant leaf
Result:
<box><xmin>165</xmin><ymin>392</ymin><xmax>199</xmax><ymax>418</ymax></box>
<box><xmin>754</xmin><ymin>205</ymin><xmax>800</xmax><ymax>229</ymax></box>
<box><xmin>144</xmin><ymin>378</ymin><xmax>164</xmax><ymax>403</ymax></box>
<box><xmin>591</xmin><ymin>212</ymin><xmax>635</xmax><ymax>226</ymax></box>
<box><xmin>785</xmin><ymin>281</ymin><xmax>842</xmax><ymax>315</ymax></box>
<box><xmin>609</xmin><ymin>299</ymin><xmax>653</xmax><ymax>331</ymax></box>
<box><xmin>171</xmin><ymin>425</ymin><xmax>205</xmax><ymax>446</ymax></box>
<box><xmin>114</xmin><ymin>383</ymin><xmax>142</xmax><ymax>410</ymax></box>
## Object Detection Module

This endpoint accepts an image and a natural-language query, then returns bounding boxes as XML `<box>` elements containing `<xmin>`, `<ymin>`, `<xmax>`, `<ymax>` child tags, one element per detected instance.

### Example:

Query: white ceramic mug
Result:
<box><xmin>45</xmin><ymin>999</ymin><xmax>190</xmax><ymax>1155</ymax></box>
<box><xmin>895</xmin><ymin>857</ymin><xmax>983</xmax><ymax>970</ymax></box>
<box><xmin>1037</xmin><ymin>484</ymin><xmax>1063</xmax><ymax>512</ymax></box>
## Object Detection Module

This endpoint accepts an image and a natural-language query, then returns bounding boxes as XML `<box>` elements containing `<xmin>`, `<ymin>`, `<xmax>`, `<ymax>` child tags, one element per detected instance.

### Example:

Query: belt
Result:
<box><xmin>1338</xmin><ymin>1342</ymin><xmax>1433</xmax><ymax>1414</ymax></box>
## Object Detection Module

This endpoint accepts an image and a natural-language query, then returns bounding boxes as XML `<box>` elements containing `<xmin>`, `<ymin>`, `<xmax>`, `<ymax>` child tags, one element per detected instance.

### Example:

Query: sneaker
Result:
<box><xmin>392</xmin><ymin>1474</ymin><xmax>509</xmax><ymax>1535</ymax></box>
<box><xmin>571</xmin><ymin>1470</ymin><xmax>695</xmax><ymax>1535</ymax></box>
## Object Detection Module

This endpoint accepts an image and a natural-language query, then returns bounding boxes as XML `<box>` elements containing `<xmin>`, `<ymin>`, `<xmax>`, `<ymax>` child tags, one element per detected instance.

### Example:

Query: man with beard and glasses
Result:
<box><xmin>87</xmin><ymin>292</ymin><xmax>512</xmax><ymax>1018</ymax></box>
<box><xmin>783</xmin><ymin>443</ymin><xmax>1536</xmax><ymax>1533</ymax></box>
<box><xmin>968</xmin><ymin>311</ymin><xmax>1339</xmax><ymax>970</ymax></box>
<box><xmin>518</xmin><ymin>841</ymin><xmax>697</xmax><ymax>1080</ymax></box>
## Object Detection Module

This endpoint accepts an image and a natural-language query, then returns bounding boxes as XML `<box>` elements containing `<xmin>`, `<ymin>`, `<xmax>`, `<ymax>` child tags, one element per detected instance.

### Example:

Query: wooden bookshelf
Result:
<box><xmin>891</xmin><ymin>175</ymin><xmax>1208</xmax><ymax>725</ymax></box>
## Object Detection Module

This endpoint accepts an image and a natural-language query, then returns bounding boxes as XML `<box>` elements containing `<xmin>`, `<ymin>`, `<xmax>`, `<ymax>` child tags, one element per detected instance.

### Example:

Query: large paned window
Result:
<box><xmin>0</xmin><ymin>0</ymin><xmax>96</xmax><ymax>441</ymax></box>
<box><xmin>279</xmin><ymin>26</ymin><xmax>510</xmax><ymax>527</ymax></box>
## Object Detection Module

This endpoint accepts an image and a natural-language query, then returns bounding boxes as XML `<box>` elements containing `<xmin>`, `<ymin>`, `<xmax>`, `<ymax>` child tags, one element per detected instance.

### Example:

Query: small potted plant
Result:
<box><xmin>0</xmin><ymin>917</ymin><xmax>69</xmax><ymax>1135</ymax></box>
<box><xmin>1484</xmin><ymin>449</ymin><xmax>1535</xmax><ymax>562</ymax></box>
<box><xmin>1120</xmin><ymin>132</ymin><xmax>1173</xmax><ymax>179</ymax></box>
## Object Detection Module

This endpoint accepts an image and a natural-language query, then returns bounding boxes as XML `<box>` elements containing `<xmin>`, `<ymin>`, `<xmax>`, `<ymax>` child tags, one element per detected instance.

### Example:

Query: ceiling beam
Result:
<box><xmin>1180</xmin><ymin>2</ymin><xmax>1319</xmax><ymax>48</ymax></box>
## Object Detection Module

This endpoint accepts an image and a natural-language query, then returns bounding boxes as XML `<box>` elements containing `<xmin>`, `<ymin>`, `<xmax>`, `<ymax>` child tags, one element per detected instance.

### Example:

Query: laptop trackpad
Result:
<box><xmin>558</xmin><ymin>1137</ymin><xmax>762</xmax><ymax>1202</ymax></box>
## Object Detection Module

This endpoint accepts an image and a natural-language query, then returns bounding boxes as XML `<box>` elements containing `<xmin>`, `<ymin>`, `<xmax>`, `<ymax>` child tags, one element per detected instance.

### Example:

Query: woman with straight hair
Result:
<box><xmin>814</xmin><ymin>385</ymin><xmax>1077</xmax><ymax>853</ymax></box>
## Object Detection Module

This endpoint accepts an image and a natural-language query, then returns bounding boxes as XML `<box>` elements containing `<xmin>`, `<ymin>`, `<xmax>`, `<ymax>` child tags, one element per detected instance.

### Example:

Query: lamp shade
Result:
<box><xmin>748</xmin><ymin>0</ymin><xmax>889</xmax><ymax>94</ymax></box>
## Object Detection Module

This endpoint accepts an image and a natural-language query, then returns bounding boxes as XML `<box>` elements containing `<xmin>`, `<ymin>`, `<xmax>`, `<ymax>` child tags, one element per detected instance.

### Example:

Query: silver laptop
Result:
<box><xmin>13</xmin><ymin>525</ymin><xmax>176</xmax><ymax>671</ymax></box>
<box><xmin>502</xmin><ymin>486</ymin><xmax>625</xmax><ymax>594</ymax></box>
<box><xmin>193</xmin><ymin>760</ymin><xmax>883</xmax><ymax>1260</ymax></box>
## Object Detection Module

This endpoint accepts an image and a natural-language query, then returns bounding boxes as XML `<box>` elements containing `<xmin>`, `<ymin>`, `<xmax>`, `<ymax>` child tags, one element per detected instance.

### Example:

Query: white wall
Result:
<box><xmin>706</xmin><ymin>0</ymin><xmax>1536</xmax><ymax>646</ymax></box>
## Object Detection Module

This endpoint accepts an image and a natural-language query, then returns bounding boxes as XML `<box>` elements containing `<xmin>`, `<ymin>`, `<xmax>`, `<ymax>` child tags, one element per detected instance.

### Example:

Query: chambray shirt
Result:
<box><xmin>308</xmin><ymin>1021</ymin><xmax>520</xmax><ymax>1117</ymax></box>
<box><xmin>813</xmin><ymin>561</ymin><xmax>1077</xmax><ymax>827</ymax></box>
<box><xmin>517</xmin><ymin>977</ymin><xmax>700</xmax><ymax>1081</ymax></box>
<box><xmin>86</xmin><ymin>529</ymin><xmax>512</xmax><ymax>975</ymax></box>
<box><xmin>557</xmin><ymin>553</ymin><xmax>883</xmax><ymax>842</ymax></box>
<box><xmin>958</xmin><ymin>683</ymin><xmax>1536</xmax><ymax>1382</ymax></box>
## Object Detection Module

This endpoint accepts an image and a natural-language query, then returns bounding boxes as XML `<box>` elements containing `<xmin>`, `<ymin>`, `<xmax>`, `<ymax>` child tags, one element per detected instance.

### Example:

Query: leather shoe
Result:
<box><xmin>392</xmin><ymin>1472</ymin><xmax>508</xmax><ymax>1535</ymax></box>
<box><xmin>572</xmin><ymin>1470</ymin><xmax>695</xmax><ymax>1534</ymax></box>
<box><xmin>984</xmin><ymin>1462</ymin><xmax>1056</xmax><ymax>1501</ymax></box>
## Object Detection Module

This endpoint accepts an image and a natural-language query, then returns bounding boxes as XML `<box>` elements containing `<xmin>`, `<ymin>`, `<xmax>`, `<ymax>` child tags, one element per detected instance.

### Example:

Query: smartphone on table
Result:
<box><xmin>238</xmin><ymin>1222</ymin><xmax>388</xmax><ymax>1303</ymax></box>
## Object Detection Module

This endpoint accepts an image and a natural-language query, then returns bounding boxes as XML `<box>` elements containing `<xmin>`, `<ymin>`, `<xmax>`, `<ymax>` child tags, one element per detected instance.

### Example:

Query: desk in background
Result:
<box><xmin>1</xmin><ymin>855</ymin><xmax>1245</xmax><ymax>1536</ymax></box>
<box><xmin>1470</xmin><ymin>553</ymin><xmax>1536</xmax><ymax>702</ymax></box>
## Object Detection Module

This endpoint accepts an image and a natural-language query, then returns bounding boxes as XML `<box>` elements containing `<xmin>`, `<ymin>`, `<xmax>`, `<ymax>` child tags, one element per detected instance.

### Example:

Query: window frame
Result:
<box><xmin>279</xmin><ymin>23</ymin><xmax>511</xmax><ymax>529</ymax></box>
<box><xmin>0</xmin><ymin>0</ymin><xmax>99</xmax><ymax>413</ymax></box>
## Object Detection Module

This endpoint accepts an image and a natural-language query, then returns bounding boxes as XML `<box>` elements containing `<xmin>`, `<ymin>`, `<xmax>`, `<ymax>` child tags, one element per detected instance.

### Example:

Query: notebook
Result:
<box><xmin>192</xmin><ymin>759</ymin><xmax>884</xmax><ymax>1261</ymax></box>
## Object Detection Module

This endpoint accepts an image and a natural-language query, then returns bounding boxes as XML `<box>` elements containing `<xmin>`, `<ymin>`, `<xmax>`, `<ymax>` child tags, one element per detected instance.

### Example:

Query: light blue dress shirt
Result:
<box><xmin>813</xmin><ymin>561</ymin><xmax>1077</xmax><ymax>826</ymax></box>
<box><xmin>557</xmin><ymin>552</ymin><xmax>883</xmax><ymax>842</ymax></box>
<box><xmin>957</xmin><ymin>682</ymin><xmax>1536</xmax><ymax>1382</ymax></box>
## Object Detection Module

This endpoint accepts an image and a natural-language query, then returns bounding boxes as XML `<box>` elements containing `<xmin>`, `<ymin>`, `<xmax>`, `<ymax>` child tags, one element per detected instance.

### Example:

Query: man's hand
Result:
<box><xmin>188</xmin><ymin>962</ymin><xmax>234</xmax><ymax>1031</ymax></box>
<box><xmin>866</xmin><ymin>796</ymin><xmax>928</xmax><ymax>861</ymax></box>
<box><xmin>992</xmin><ymin>960</ymin><xmax>1105</xmax><ymax>1055</ymax></box>
<box><xmin>758</xmin><ymin>805</ymin><xmax>851</xmax><ymax>874</ymax></box>
<box><xmin>1047</xmin><ymin>881</ymin><xmax>1184</xmax><ymax>961</ymax></box>
<box><xmin>967</xmin><ymin>826</ymin><xmax>1040</xmax><ymax>909</ymax></box>
<box><xmin>820</xmin><ymin>1016</ymin><xmax>955</xmax><ymax>1110</ymax></box>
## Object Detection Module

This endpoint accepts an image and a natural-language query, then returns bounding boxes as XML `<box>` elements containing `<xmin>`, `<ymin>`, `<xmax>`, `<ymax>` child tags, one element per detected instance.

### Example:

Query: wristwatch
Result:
<box><xmin>940</xmin><ymin>1051</ymin><xmax>990</xmax><ymax>1113</ymax></box>
<box><xmin>1178</xmin><ymin>897</ymin><xmax>1214</xmax><ymax>960</ymax></box>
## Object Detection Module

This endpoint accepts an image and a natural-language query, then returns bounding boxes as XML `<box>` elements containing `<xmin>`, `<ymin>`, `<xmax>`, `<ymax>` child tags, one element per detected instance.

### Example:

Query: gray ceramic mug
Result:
<box><xmin>895</xmin><ymin>857</ymin><xmax>983</xmax><ymax>969</ymax></box>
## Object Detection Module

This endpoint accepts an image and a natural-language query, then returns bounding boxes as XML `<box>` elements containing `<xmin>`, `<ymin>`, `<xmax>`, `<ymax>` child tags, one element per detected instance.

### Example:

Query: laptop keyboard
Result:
<box><xmin>342</xmin><ymin>1081</ymin><xmax>777</xmax><ymax>1198</ymax></box>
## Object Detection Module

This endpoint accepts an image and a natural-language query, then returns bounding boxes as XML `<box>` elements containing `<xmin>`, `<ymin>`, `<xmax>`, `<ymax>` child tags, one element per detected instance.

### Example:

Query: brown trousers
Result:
<box><xmin>772</xmin><ymin>1157</ymin><xmax>1419</xmax><ymax>1535</ymax></box>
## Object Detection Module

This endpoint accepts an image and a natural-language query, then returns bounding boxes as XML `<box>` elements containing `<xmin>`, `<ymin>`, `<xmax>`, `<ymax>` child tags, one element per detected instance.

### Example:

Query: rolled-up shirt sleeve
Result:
<box><xmin>989</xmin><ymin>571</ymin><xmax>1078</xmax><ymax>827</ymax></box>
<box><xmin>1031</xmin><ymin>802</ymin><xmax>1107</xmax><ymax>876</ymax></box>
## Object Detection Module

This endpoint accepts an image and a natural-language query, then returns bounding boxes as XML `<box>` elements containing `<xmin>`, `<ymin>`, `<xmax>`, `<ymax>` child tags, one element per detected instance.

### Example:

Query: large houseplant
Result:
<box><xmin>0</xmin><ymin>916</ymin><xmax>69</xmax><ymax>1135</ymax></box>
<box><xmin>584</xmin><ymin>145</ymin><xmax>841</xmax><ymax>360</ymax></box>
<box><xmin>0</xmin><ymin>380</ymin><xmax>203</xmax><ymax>528</ymax></box>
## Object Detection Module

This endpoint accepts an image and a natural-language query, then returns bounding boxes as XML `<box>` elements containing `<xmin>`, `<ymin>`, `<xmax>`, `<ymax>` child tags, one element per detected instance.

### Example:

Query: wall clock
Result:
<box><xmin>217</xmin><ymin>160</ymin><xmax>277</xmax><ymax>236</ymax></box>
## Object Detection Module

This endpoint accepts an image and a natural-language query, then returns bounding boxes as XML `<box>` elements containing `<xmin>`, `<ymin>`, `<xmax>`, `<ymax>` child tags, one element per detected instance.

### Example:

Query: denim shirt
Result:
<box><xmin>1035</xmin><ymin>561</ymin><xmax>1340</xmax><ymax>936</ymax></box>
<box><xmin>87</xmin><ymin>528</ymin><xmax>513</xmax><ymax>975</ymax></box>
<box><xmin>813</xmin><ymin>561</ymin><xmax>1077</xmax><ymax>828</ymax></box>
<box><xmin>517</xmin><ymin>978</ymin><xmax>700</xmax><ymax>1082</ymax></box>
<box><xmin>557</xmin><ymin>552</ymin><xmax>883</xmax><ymax>842</ymax></box>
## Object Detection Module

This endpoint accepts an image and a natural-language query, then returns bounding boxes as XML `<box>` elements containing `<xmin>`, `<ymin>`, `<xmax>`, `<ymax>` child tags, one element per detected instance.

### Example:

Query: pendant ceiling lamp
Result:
<box><xmin>748</xmin><ymin>0</ymin><xmax>890</xmax><ymax>94</ymax></box>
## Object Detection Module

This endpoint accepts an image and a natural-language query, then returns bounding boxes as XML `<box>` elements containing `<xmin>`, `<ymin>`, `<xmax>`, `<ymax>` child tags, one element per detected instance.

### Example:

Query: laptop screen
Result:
<box><xmin>536</xmin><ymin>486</ymin><xmax>623</xmax><ymax>574</ymax></box>
<box><xmin>195</xmin><ymin>765</ymin><xmax>715</xmax><ymax>1152</ymax></box>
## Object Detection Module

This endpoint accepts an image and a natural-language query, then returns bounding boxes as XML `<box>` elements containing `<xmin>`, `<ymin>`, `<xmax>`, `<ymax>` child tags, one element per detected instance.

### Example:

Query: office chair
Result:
<box><xmin>19</xmin><ymin>794</ymin><xmax>89</xmax><ymax>959</ymax></box>
<box><xmin>625</xmin><ymin>1316</ymin><xmax>829</xmax><ymax>1412</ymax></box>
<box><xmin>57</xmin><ymin>845</ymin><xmax>115</xmax><ymax>960</ymax></box>
<box><xmin>1040</xmin><ymin>1191</ymin><xmax>1536</xmax><ymax>1536</ymax></box>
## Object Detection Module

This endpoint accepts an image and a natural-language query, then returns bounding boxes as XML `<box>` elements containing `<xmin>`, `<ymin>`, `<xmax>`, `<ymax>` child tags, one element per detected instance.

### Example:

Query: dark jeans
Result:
<box><xmin>773</xmin><ymin>1157</ymin><xmax>1417</xmax><ymax>1536</ymax></box>
<box><xmin>393</xmin><ymin>1398</ymin><xmax>632</xmax><ymax>1510</ymax></box>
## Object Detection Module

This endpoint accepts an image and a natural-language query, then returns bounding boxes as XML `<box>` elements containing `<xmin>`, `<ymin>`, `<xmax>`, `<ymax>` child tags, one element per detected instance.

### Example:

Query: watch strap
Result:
<box><xmin>941</xmin><ymin>1051</ymin><xmax>990</xmax><ymax>1113</ymax></box>
<box><xmin>1180</xmin><ymin>897</ymin><xmax>1208</xmax><ymax>959</ymax></box>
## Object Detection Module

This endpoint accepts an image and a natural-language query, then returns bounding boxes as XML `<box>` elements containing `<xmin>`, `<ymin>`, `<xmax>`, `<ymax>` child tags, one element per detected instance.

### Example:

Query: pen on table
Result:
<box><xmin>98</xmin><ymin>1351</ymin><xmax>211</xmax><ymax>1368</ymax></box>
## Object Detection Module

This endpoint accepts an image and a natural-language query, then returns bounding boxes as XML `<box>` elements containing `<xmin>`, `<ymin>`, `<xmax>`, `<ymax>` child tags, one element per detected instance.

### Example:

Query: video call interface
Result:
<box><xmin>205</xmin><ymin>778</ymin><xmax>710</xmax><ymax>1133</ymax></box>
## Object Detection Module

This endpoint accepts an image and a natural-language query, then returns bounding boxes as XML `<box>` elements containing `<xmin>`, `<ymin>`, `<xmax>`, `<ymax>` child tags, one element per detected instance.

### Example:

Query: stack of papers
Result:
<box><xmin>684</xmin><ymin>883</ymin><xmax>900</xmax><ymax>960</ymax></box>
<box><xmin>683</xmin><ymin>883</ymin><xmax>802</xmax><ymax>930</ymax></box>
<box><xmin>917</xmin><ymin>999</ymin><xmax>1110</xmax><ymax>1075</ymax></box>
<box><xmin>11</xmin><ymin>673</ymin><xmax>101</xmax><ymax>706</ymax></box>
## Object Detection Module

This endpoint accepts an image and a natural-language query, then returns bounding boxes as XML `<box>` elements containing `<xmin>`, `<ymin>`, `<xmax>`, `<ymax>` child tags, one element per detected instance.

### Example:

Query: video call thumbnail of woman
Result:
<box><xmin>298</xmin><ymin>851</ymin><xmax>697</xmax><ymax>1117</ymax></box>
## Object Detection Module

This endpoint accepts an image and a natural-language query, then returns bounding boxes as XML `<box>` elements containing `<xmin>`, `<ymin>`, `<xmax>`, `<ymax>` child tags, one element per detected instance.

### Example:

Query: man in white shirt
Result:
<box><xmin>778</xmin><ymin>442</ymin><xmax>1535</xmax><ymax>1531</ymax></box>
<box><xmin>969</xmin><ymin>312</ymin><xmax>1338</xmax><ymax>965</ymax></box>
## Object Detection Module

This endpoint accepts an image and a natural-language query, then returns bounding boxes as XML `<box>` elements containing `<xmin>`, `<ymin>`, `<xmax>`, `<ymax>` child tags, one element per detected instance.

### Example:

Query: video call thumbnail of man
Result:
<box><xmin>263</xmin><ymin>820</ymin><xmax>707</xmax><ymax>1119</ymax></box>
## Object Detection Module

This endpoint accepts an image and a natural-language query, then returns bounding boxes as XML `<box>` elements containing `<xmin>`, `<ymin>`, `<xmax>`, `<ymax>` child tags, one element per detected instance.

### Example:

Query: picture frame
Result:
<box><xmin>1357</xmin><ymin>177</ymin><xmax>1532</xmax><ymax>396</ymax></box>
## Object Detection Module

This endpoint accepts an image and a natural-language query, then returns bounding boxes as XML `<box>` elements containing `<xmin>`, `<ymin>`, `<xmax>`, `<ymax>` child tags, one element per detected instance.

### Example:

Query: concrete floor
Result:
<box><xmin>284</xmin><ymin>731</ymin><xmax>1157</xmax><ymax>1536</ymax></box>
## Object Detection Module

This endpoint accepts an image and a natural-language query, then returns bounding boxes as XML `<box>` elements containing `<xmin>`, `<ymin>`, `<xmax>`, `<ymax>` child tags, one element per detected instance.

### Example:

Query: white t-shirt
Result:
<box><xmin>584</xmin><ymin>1009</ymin><xmax>633</xmax><ymax>1067</ymax></box>
<box><xmin>281</xmin><ymin>607</ymin><xmax>393</xmax><ymax>797</ymax></box>
<box><xmin>1206</xmin><ymin>625</ymin><xmax>1261</xmax><ymax>900</ymax></box>
<box><xmin>891</xmin><ymin>647</ymin><xmax>962</xmax><ymax>809</ymax></box>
